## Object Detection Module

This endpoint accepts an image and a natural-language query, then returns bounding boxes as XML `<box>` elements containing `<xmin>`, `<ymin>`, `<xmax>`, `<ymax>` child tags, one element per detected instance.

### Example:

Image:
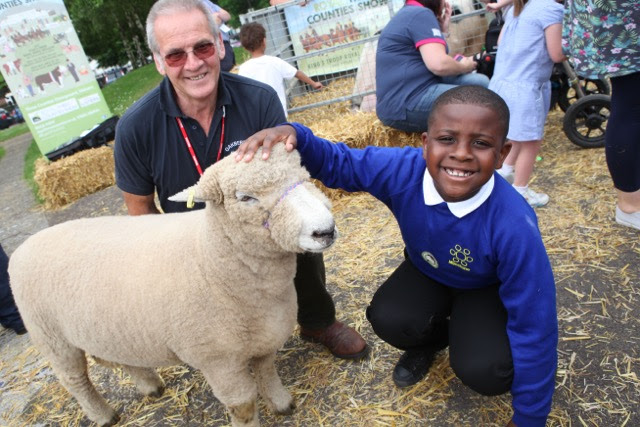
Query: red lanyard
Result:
<box><xmin>175</xmin><ymin>106</ymin><xmax>226</xmax><ymax>176</ymax></box>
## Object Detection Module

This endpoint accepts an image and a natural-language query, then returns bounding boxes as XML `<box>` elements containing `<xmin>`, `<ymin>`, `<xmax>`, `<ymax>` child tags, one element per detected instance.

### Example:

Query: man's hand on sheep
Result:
<box><xmin>236</xmin><ymin>125</ymin><xmax>298</xmax><ymax>162</ymax></box>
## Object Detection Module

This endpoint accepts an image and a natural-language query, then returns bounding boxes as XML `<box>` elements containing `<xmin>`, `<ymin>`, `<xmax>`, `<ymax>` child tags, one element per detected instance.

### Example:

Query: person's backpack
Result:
<box><xmin>485</xmin><ymin>11</ymin><xmax>504</xmax><ymax>55</ymax></box>
<box><xmin>474</xmin><ymin>11</ymin><xmax>504</xmax><ymax>78</ymax></box>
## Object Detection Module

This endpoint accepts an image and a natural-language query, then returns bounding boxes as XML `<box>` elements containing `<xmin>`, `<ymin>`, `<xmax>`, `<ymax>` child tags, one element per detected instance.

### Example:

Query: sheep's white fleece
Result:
<box><xmin>8</xmin><ymin>145</ymin><xmax>336</xmax><ymax>427</ymax></box>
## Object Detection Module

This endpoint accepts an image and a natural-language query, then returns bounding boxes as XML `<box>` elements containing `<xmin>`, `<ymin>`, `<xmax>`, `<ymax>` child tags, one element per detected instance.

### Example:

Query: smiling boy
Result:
<box><xmin>237</xmin><ymin>85</ymin><xmax>558</xmax><ymax>427</ymax></box>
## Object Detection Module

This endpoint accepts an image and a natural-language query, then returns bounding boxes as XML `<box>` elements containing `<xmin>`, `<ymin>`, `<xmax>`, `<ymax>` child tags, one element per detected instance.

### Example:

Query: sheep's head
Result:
<box><xmin>169</xmin><ymin>145</ymin><xmax>337</xmax><ymax>254</ymax></box>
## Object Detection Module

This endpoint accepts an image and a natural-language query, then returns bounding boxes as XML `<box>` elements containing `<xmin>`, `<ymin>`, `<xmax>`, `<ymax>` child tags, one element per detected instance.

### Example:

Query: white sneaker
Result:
<box><xmin>615</xmin><ymin>206</ymin><xmax>640</xmax><ymax>231</ymax></box>
<box><xmin>497</xmin><ymin>168</ymin><xmax>514</xmax><ymax>184</ymax></box>
<box><xmin>518</xmin><ymin>187</ymin><xmax>549</xmax><ymax>208</ymax></box>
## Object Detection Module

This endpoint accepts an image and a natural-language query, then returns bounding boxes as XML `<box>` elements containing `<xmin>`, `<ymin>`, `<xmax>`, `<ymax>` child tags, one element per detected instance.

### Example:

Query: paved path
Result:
<box><xmin>0</xmin><ymin>133</ymin><xmax>49</xmax><ymax>256</ymax></box>
<box><xmin>0</xmin><ymin>133</ymin><xmax>125</xmax><ymax>425</ymax></box>
<box><xmin>0</xmin><ymin>133</ymin><xmax>49</xmax><ymax>425</ymax></box>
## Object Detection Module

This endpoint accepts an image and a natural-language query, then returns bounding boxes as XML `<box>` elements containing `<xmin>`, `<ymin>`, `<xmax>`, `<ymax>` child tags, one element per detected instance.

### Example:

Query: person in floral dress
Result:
<box><xmin>563</xmin><ymin>0</ymin><xmax>640</xmax><ymax>230</ymax></box>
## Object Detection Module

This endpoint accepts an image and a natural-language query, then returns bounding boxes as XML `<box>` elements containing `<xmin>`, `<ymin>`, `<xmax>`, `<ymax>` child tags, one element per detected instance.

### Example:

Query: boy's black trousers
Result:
<box><xmin>366</xmin><ymin>253</ymin><xmax>514</xmax><ymax>396</ymax></box>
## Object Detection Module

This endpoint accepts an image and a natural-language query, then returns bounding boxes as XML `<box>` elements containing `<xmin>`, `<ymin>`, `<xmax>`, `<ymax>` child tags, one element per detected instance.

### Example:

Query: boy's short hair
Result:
<box><xmin>428</xmin><ymin>86</ymin><xmax>510</xmax><ymax>141</ymax></box>
<box><xmin>240</xmin><ymin>22</ymin><xmax>266</xmax><ymax>52</ymax></box>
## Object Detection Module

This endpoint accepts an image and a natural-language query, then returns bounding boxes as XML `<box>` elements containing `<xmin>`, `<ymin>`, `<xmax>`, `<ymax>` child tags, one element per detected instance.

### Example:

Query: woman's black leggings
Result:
<box><xmin>366</xmin><ymin>256</ymin><xmax>513</xmax><ymax>396</ymax></box>
<box><xmin>606</xmin><ymin>71</ymin><xmax>640</xmax><ymax>192</ymax></box>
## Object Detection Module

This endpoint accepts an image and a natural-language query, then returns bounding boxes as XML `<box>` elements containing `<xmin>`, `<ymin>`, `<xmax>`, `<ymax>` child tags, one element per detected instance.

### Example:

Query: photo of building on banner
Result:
<box><xmin>283</xmin><ymin>0</ymin><xmax>403</xmax><ymax>77</ymax></box>
<box><xmin>0</xmin><ymin>0</ymin><xmax>112</xmax><ymax>156</ymax></box>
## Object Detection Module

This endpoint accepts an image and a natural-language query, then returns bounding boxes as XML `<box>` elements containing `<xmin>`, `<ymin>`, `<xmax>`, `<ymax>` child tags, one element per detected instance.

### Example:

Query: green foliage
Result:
<box><xmin>102</xmin><ymin>63</ymin><xmax>163</xmax><ymax>116</ymax></box>
<box><xmin>0</xmin><ymin>145</ymin><xmax>5</xmax><ymax>161</ymax></box>
<box><xmin>62</xmin><ymin>0</ymin><xmax>273</xmax><ymax>69</ymax></box>
<box><xmin>65</xmin><ymin>0</ymin><xmax>156</xmax><ymax>67</ymax></box>
<box><xmin>216</xmin><ymin>0</ymin><xmax>271</xmax><ymax>28</ymax></box>
<box><xmin>234</xmin><ymin>46</ymin><xmax>250</xmax><ymax>66</ymax></box>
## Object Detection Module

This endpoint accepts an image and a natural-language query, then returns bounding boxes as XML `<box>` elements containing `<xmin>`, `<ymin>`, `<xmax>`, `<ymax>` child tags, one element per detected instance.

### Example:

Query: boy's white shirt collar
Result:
<box><xmin>423</xmin><ymin>171</ymin><xmax>495</xmax><ymax>218</ymax></box>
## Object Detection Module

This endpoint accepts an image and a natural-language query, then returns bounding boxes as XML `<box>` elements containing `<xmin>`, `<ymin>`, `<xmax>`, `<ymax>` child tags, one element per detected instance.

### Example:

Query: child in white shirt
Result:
<box><xmin>238</xmin><ymin>22</ymin><xmax>323</xmax><ymax>116</ymax></box>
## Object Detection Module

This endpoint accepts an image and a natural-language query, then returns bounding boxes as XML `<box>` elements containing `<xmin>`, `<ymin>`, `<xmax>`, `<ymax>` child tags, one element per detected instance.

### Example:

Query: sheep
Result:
<box><xmin>8</xmin><ymin>144</ymin><xmax>337</xmax><ymax>427</ymax></box>
<box><xmin>447</xmin><ymin>0</ymin><xmax>490</xmax><ymax>57</ymax></box>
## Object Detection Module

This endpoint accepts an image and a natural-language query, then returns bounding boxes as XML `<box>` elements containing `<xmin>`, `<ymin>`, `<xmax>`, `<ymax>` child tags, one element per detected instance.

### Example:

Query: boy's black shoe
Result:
<box><xmin>3</xmin><ymin>322</ymin><xmax>27</xmax><ymax>335</ymax></box>
<box><xmin>12</xmin><ymin>324</ymin><xmax>27</xmax><ymax>335</ymax></box>
<box><xmin>393</xmin><ymin>347</ymin><xmax>441</xmax><ymax>388</ymax></box>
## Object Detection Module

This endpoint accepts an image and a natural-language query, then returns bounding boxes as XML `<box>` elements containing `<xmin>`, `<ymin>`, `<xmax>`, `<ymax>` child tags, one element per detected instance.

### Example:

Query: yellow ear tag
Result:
<box><xmin>187</xmin><ymin>188</ymin><xmax>195</xmax><ymax>209</ymax></box>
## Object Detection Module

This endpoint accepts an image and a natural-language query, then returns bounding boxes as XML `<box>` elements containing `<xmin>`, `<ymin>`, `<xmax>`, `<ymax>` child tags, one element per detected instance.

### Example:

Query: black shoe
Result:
<box><xmin>4</xmin><ymin>322</ymin><xmax>27</xmax><ymax>335</ymax></box>
<box><xmin>392</xmin><ymin>348</ymin><xmax>440</xmax><ymax>388</ymax></box>
<box><xmin>12</xmin><ymin>325</ymin><xmax>27</xmax><ymax>335</ymax></box>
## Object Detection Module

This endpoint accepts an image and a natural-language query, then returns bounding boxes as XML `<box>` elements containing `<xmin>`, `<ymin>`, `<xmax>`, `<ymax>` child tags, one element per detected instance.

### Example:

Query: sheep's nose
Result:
<box><xmin>312</xmin><ymin>228</ymin><xmax>336</xmax><ymax>241</ymax></box>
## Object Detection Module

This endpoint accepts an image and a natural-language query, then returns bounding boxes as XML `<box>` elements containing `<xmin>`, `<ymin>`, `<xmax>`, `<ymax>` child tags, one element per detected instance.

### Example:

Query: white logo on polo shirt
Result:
<box><xmin>225</xmin><ymin>140</ymin><xmax>244</xmax><ymax>153</ymax></box>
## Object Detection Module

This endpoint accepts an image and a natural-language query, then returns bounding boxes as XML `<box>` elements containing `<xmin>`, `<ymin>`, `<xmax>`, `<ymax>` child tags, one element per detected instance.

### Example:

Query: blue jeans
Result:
<box><xmin>381</xmin><ymin>73</ymin><xmax>490</xmax><ymax>133</ymax></box>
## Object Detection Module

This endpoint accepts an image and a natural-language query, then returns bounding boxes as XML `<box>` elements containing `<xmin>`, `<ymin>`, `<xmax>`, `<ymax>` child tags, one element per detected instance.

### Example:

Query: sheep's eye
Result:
<box><xmin>236</xmin><ymin>191</ymin><xmax>256</xmax><ymax>203</ymax></box>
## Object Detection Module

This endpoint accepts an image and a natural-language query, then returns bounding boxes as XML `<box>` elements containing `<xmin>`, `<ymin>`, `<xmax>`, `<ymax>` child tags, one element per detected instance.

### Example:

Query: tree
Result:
<box><xmin>64</xmin><ymin>0</ymin><xmax>272</xmax><ymax>68</ymax></box>
<box><xmin>65</xmin><ymin>0</ymin><xmax>155</xmax><ymax>68</ymax></box>
<box><xmin>204</xmin><ymin>0</ymin><xmax>271</xmax><ymax>28</ymax></box>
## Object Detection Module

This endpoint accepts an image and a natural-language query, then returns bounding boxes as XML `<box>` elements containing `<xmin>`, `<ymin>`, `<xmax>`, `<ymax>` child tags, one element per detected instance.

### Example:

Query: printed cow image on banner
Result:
<box><xmin>0</xmin><ymin>0</ymin><xmax>112</xmax><ymax>155</ymax></box>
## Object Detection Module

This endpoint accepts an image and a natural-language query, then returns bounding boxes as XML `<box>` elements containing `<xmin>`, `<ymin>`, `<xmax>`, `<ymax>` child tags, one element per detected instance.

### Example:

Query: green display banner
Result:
<box><xmin>0</xmin><ymin>0</ymin><xmax>112</xmax><ymax>155</ymax></box>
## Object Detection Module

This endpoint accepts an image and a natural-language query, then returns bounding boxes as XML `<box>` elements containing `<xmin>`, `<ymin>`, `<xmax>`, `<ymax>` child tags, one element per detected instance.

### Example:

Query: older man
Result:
<box><xmin>114</xmin><ymin>0</ymin><xmax>367</xmax><ymax>359</ymax></box>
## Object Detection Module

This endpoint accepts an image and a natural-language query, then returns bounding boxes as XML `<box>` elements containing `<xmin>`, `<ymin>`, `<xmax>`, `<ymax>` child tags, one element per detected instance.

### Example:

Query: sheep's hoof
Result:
<box><xmin>148</xmin><ymin>385</ymin><xmax>165</xmax><ymax>398</ymax></box>
<box><xmin>99</xmin><ymin>413</ymin><xmax>120</xmax><ymax>427</ymax></box>
<box><xmin>274</xmin><ymin>399</ymin><xmax>296</xmax><ymax>416</ymax></box>
<box><xmin>228</xmin><ymin>401</ymin><xmax>257</xmax><ymax>425</ymax></box>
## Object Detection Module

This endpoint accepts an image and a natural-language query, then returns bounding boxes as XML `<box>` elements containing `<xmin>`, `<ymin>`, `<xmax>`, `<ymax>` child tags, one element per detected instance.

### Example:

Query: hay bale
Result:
<box><xmin>290</xmin><ymin>78</ymin><xmax>421</xmax><ymax>149</ymax></box>
<box><xmin>310</xmin><ymin>112</ymin><xmax>420</xmax><ymax>149</ymax></box>
<box><xmin>35</xmin><ymin>146</ymin><xmax>115</xmax><ymax>210</ymax></box>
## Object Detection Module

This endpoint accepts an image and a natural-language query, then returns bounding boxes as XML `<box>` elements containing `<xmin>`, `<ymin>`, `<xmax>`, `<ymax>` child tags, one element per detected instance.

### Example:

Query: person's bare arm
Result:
<box><xmin>419</xmin><ymin>43</ymin><xmax>476</xmax><ymax>76</ymax></box>
<box><xmin>213</xmin><ymin>6</ymin><xmax>231</xmax><ymax>23</ymax></box>
<box><xmin>544</xmin><ymin>23</ymin><xmax>565</xmax><ymax>63</ymax></box>
<box><xmin>295</xmin><ymin>70</ymin><xmax>323</xmax><ymax>90</ymax></box>
<box><xmin>122</xmin><ymin>192</ymin><xmax>160</xmax><ymax>215</ymax></box>
<box><xmin>485</xmin><ymin>0</ymin><xmax>513</xmax><ymax>12</ymax></box>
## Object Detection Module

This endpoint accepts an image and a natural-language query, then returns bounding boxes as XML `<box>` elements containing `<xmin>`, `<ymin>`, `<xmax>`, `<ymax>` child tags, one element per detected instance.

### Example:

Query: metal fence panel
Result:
<box><xmin>240</xmin><ymin>1</ymin><xmax>496</xmax><ymax>114</ymax></box>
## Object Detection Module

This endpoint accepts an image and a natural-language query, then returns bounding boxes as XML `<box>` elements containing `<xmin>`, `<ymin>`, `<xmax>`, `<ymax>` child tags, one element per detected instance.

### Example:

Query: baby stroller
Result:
<box><xmin>474</xmin><ymin>12</ymin><xmax>611</xmax><ymax>149</ymax></box>
<box><xmin>551</xmin><ymin>61</ymin><xmax>611</xmax><ymax>148</ymax></box>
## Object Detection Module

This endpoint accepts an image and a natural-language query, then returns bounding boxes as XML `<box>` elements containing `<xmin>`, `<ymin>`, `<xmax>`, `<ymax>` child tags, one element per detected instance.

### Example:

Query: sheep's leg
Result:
<box><xmin>121</xmin><ymin>365</ymin><xmax>165</xmax><ymax>397</ymax></box>
<box><xmin>200</xmin><ymin>363</ymin><xmax>259</xmax><ymax>427</ymax></box>
<box><xmin>251</xmin><ymin>353</ymin><xmax>295</xmax><ymax>415</ymax></box>
<box><xmin>92</xmin><ymin>356</ymin><xmax>164</xmax><ymax>397</ymax></box>
<box><xmin>46</xmin><ymin>347</ymin><xmax>119</xmax><ymax>426</ymax></box>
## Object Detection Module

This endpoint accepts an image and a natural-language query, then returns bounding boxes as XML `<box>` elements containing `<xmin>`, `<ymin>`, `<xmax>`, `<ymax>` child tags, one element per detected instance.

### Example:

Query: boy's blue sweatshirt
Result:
<box><xmin>291</xmin><ymin>122</ymin><xmax>557</xmax><ymax>427</ymax></box>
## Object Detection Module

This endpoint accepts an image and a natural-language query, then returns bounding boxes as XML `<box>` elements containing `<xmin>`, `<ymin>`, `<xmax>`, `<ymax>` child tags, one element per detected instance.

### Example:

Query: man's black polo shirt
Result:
<box><xmin>114</xmin><ymin>73</ymin><xmax>286</xmax><ymax>213</ymax></box>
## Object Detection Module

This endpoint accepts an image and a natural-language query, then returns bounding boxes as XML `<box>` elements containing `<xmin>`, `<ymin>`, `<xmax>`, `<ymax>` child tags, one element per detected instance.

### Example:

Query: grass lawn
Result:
<box><xmin>102</xmin><ymin>63</ymin><xmax>163</xmax><ymax>117</ymax></box>
<box><xmin>0</xmin><ymin>122</ymin><xmax>29</xmax><ymax>144</ymax></box>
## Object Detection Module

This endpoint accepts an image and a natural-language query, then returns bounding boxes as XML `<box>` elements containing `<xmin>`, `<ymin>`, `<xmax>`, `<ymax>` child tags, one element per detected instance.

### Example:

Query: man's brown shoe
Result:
<box><xmin>300</xmin><ymin>321</ymin><xmax>369</xmax><ymax>360</ymax></box>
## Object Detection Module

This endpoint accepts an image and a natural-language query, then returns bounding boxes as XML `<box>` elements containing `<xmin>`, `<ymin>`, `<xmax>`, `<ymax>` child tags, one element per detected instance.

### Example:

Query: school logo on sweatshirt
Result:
<box><xmin>421</xmin><ymin>251</ymin><xmax>438</xmax><ymax>269</ymax></box>
<box><xmin>448</xmin><ymin>245</ymin><xmax>473</xmax><ymax>271</ymax></box>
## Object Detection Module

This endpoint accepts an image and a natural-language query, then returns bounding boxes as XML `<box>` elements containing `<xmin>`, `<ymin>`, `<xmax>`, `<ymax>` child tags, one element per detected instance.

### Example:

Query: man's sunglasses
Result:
<box><xmin>164</xmin><ymin>42</ymin><xmax>216</xmax><ymax>67</ymax></box>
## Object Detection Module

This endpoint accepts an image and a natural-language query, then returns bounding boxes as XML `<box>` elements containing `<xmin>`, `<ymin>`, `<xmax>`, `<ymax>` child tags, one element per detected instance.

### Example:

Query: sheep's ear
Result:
<box><xmin>194</xmin><ymin>168</ymin><xmax>223</xmax><ymax>204</ymax></box>
<box><xmin>167</xmin><ymin>168</ymin><xmax>223</xmax><ymax>206</ymax></box>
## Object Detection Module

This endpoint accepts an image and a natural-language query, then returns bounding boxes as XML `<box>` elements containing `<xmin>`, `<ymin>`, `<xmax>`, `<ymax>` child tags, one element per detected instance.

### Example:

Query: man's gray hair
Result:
<box><xmin>146</xmin><ymin>0</ymin><xmax>220</xmax><ymax>54</ymax></box>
